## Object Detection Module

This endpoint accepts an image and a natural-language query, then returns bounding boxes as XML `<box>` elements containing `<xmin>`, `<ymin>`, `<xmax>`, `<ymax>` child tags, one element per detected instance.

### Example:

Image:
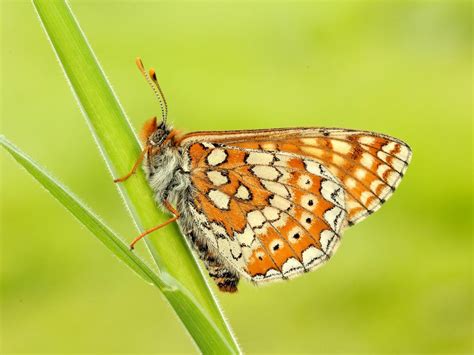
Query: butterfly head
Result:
<box><xmin>140</xmin><ymin>116</ymin><xmax>171</xmax><ymax>148</ymax></box>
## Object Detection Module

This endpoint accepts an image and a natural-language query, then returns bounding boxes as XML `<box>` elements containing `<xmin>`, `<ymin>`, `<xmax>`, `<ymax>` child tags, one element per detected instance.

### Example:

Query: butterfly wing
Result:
<box><xmin>180</xmin><ymin>142</ymin><xmax>347</xmax><ymax>283</ymax></box>
<box><xmin>180</xmin><ymin>127</ymin><xmax>412</xmax><ymax>226</ymax></box>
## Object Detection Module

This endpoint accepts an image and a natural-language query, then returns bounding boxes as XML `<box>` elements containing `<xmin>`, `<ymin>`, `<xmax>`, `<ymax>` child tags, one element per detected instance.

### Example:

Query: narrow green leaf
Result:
<box><xmin>0</xmin><ymin>135</ymin><xmax>235</xmax><ymax>353</ymax></box>
<box><xmin>30</xmin><ymin>0</ymin><xmax>239</xmax><ymax>353</ymax></box>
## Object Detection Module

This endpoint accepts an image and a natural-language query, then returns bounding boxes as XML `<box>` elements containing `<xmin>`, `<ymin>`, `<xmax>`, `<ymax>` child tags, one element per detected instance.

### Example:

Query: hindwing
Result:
<box><xmin>182</xmin><ymin>143</ymin><xmax>347</xmax><ymax>283</ymax></box>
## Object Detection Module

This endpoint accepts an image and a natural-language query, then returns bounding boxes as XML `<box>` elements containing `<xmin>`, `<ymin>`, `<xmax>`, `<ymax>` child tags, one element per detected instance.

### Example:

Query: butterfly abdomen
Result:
<box><xmin>186</xmin><ymin>229</ymin><xmax>240</xmax><ymax>292</ymax></box>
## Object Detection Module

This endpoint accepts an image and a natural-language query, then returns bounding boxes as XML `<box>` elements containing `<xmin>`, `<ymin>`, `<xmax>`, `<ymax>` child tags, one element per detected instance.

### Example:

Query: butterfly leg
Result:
<box><xmin>129</xmin><ymin>200</ymin><xmax>180</xmax><ymax>250</ymax></box>
<box><xmin>113</xmin><ymin>146</ymin><xmax>148</xmax><ymax>183</ymax></box>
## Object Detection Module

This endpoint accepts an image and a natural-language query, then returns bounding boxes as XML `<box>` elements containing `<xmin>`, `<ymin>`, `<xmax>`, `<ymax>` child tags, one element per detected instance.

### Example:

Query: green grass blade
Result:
<box><xmin>0</xmin><ymin>135</ymin><xmax>235</xmax><ymax>353</ymax></box>
<box><xmin>31</xmin><ymin>0</ymin><xmax>239</xmax><ymax>353</ymax></box>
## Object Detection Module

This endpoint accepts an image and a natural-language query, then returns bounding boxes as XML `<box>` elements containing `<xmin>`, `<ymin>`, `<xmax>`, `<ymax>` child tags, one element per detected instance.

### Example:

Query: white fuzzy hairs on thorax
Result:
<box><xmin>143</xmin><ymin>144</ymin><xmax>190</xmax><ymax>205</ymax></box>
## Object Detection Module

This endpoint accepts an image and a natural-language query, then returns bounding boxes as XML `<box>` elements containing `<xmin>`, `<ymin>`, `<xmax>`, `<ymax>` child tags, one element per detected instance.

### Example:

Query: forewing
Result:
<box><xmin>182</xmin><ymin>142</ymin><xmax>347</xmax><ymax>283</ymax></box>
<box><xmin>180</xmin><ymin>128</ymin><xmax>412</xmax><ymax>225</ymax></box>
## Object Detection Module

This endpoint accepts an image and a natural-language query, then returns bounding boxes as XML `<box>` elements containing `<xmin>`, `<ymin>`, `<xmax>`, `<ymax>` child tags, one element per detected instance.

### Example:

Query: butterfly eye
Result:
<box><xmin>149</xmin><ymin>130</ymin><xmax>166</xmax><ymax>146</ymax></box>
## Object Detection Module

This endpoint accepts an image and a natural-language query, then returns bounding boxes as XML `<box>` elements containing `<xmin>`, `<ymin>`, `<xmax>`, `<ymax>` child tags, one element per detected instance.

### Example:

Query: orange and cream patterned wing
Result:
<box><xmin>180</xmin><ymin>128</ymin><xmax>412</xmax><ymax>226</ymax></box>
<box><xmin>181</xmin><ymin>142</ymin><xmax>347</xmax><ymax>283</ymax></box>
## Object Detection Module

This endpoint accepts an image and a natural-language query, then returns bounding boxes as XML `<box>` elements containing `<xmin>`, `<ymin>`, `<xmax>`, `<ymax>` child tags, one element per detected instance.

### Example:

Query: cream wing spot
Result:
<box><xmin>300</xmin><ymin>146</ymin><xmax>323</xmax><ymax>157</ymax></box>
<box><xmin>246</xmin><ymin>152</ymin><xmax>274</xmax><ymax>165</ymax></box>
<box><xmin>346</xmin><ymin>198</ymin><xmax>362</xmax><ymax>211</ymax></box>
<box><xmin>269</xmin><ymin>194</ymin><xmax>292</xmax><ymax>211</ymax></box>
<box><xmin>251</xmin><ymin>166</ymin><xmax>280</xmax><ymax>180</ymax></box>
<box><xmin>230</xmin><ymin>241</ymin><xmax>243</xmax><ymax>262</ymax></box>
<box><xmin>320</xmin><ymin>180</ymin><xmax>345</xmax><ymax>208</ymax></box>
<box><xmin>206</xmin><ymin>170</ymin><xmax>228</xmax><ymax>186</ymax></box>
<box><xmin>324</xmin><ymin>206</ymin><xmax>345</xmax><ymax>231</ymax></box>
<box><xmin>361</xmin><ymin>152</ymin><xmax>376</xmax><ymax>169</ymax></box>
<box><xmin>235</xmin><ymin>225</ymin><xmax>256</xmax><ymax>247</ymax></box>
<box><xmin>276</xmin><ymin>167</ymin><xmax>291</xmax><ymax>183</ymax></box>
<box><xmin>319</xmin><ymin>230</ymin><xmax>338</xmax><ymax>254</ymax></box>
<box><xmin>377</xmin><ymin>164</ymin><xmax>391</xmax><ymax>177</ymax></box>
<box><xmin>301</xmin><ymin>138</ymin><xmax>317</xmax><ymax>145</ymax></box>
<box><xmin>396</xmin><ymin>145</ymin><xmax>411</xmax><ymax>162</ymax></box>
<box><xmin>208</xmin><ymin>189</ymin><xmax>230</xmax><ymax>210</ymax></box>
<box><xmin>262</xmin><ymin>206</ymin><xmax>280</xmax><ymax>222</ymax></box>
<box><xmin>358</xmin><ymin>136</ymin><xmax>376</xmax><ymax>145</ymax></box>
<box><xmin>304</xmin><ymin>160</ymin><xmax>334</xmax><ymax>180</ymax></box>
<box><xmin>381</xmin><ymin>142</ymin><xmax>398</xmax><ymax>155</ymax></box>
<box><xmin>235</xmin><ymin>184</ymin><xmax>251</xmax><ymax>200</ymax></box>
<box><xmin>385</xmin><ymin>171</ymin><xmax>400</xmax><ymax>186</ymax></box>
<box><xmin>331</xmin><ymin>140</ymin><xmax>352</xmax><ymax>154</ymax></box>
<box><xmin>302</xmin><ymin>246</ymin><xmax>326</xmax><ymax>268</ymax></box>
<box><xmin>376</xmin><ymin>164</ymin><xmax>399</xmax><ymax>184</ymax></box>
<box><xmin>247</xmin><ymin>210</ymin><xmax>266</xmax><ymax>228</ymax></box>
<box><xmin>261</xmin><ymin>180</ymin><xmax>290</xmax><ymax>198</ymax></box>
<box><xmin>304</xmin><ymin>160</ymin><xmax>321</xmax><ymax>175</ymax></box>
<box><xmin>345</xmin><ymin>177</ymin><xmax>357</xmax><ymax>189</ymax></box>
<box><xmin>332</xmin><ymin>154</ymin><xmax>346</xmax><ymax>165</ymax></box>
<box><xmin>206</xmin><ymin>149</ymin><xmax>227</xmax><ymax>166</ymax></box>
<box><xmin>282</xmin><ymin>257</ymin><xmax>304</xmax><ymax>276</ymax></box>
<box><xmin>216</xmin><ymin>236</ymin><xmax>242</xmax><ymax>266</ymax></box>
<box><xmin>355</xmin><ymin>168</ymin><xmax>367</xmax><ymax>180</ymax></box>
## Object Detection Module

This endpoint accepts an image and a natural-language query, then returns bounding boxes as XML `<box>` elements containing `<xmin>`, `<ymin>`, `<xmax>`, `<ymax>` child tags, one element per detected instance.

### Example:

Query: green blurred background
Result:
<box><xmin>1</xmin><ymin>1</ymin><xmax>472</xmax><ymax>353</ymax></box>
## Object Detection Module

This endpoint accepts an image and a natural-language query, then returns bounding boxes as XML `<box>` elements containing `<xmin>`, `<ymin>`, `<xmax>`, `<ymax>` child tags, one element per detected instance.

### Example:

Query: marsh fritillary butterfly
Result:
<box><xmin>116</xmin><ymin>58</ymin><xmax>412</xmax><ymax>292</ymax></box>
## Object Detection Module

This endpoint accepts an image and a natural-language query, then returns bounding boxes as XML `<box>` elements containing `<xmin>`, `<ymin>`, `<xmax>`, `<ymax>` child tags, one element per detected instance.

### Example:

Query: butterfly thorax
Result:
<box><xmin>142</xmin><ymin>121</ymin><xmax>188</xmax><ymax>204</ymax></box>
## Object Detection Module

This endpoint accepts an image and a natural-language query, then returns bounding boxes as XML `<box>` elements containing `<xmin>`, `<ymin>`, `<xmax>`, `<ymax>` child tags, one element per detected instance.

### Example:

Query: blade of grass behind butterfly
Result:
<box><xmin>31</xmin><ymin>0</ymin><xmax>239</xmax><ymax>353</ymax></box>
<box><xmin>0</xmin><ymin>136</ymin><xmax>235</xmax><ymax>353</ymax></box>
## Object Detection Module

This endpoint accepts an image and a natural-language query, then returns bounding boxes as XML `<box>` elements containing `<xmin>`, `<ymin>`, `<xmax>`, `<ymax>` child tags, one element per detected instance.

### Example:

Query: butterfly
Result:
<box><xmin>115</xmin><ymin>58</ymin><xmax>412</xmax><ymax>293</ymax></box>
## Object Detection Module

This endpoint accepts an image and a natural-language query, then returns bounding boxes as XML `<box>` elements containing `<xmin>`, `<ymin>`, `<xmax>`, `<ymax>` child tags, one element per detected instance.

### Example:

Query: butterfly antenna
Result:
<box><xmin>136</xmin><ymin>57</ymin><xmax>168</xmax><ymax>124</ymax></box>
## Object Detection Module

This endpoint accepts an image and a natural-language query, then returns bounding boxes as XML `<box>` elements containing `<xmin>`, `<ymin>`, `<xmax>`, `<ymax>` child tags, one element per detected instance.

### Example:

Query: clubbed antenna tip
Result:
<box><xmin>135</xmin><ymin>57</ymin><xmax>168</xmax><ymax>124</ymax></box>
